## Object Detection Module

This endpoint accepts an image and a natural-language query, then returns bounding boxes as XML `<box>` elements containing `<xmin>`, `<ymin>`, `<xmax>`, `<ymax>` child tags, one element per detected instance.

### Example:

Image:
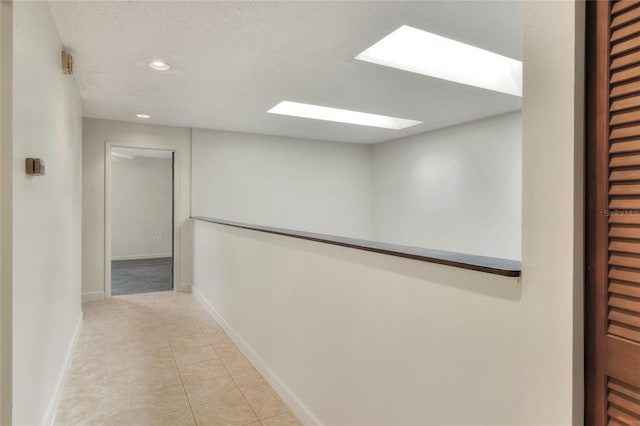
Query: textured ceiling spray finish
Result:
<box><xmin>48</xmin><ymin>1</ymin><xmax>522</xmax><ymax>143</ymax></box>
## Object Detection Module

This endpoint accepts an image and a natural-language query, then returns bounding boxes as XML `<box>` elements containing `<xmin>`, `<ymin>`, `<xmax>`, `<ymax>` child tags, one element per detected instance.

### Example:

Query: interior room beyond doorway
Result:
<box><xmin>110</xmin><ymin>147</ymin><xmax>174</xmax><ymax>296</ymax></box>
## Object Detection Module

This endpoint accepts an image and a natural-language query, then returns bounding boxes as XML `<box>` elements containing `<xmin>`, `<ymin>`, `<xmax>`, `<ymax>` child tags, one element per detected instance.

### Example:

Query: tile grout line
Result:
<box><xmin>200</xmin><ymin>319</ymin><xmax>296</xmax><ymax>425</ymax></box>
<box><xmin>219</xmin><ymin>354</ymin><xmax>263</xmax><ymax>425</ymax></box>
<box><xmin>60</xmin><ymin>292</ymin><xmax>299</xmax><ymax>426</ymax></box>
<box><xmin>188</xmin><ymin>311</ymin><xmax>261</xmax><ymax>424</ymax></box>
<box><xmin>200</xmin><ymin>315</ymin><xmax>271</xmax><ymax>425</ymax></box>
<box><xmin>164</xmin><ymin>300</ymin><xmax>199</xmax><ymax>426</ymax></box>
<box><xmin>126</xmin><ymin>297</ymin><xmax>133</xmax><ymax>425</ymax></box>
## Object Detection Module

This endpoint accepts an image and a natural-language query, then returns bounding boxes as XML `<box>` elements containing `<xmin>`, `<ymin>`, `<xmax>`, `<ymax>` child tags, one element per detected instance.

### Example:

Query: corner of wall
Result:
<box><xmin>81</xmin><ymin>291</ymin><xmax>104</xmax><ymax>303</ymax></box>
<box><xmin>177</xmin><ymin>282</ymin><xmax>192</xmax><ymax>293</ymax></box>
<box><xmin>571</xmin><ymin>1</ymin><xmax>586</xmax><ymax>424</ymax></box>
<box><xmin>521</xmin><ymin>0</ymin><xmax>584</xmax><ymax>424</ymax></box>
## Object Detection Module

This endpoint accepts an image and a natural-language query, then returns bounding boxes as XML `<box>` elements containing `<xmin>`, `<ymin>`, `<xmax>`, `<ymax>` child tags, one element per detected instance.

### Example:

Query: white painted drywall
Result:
<box><xmin>12</xmin><ymin>2</ymin><xmax>83</xmax><ymax>425</ymax></box>
<box><xmin>192</xmin><ymin>1</ymin><xmax>584</xmax><ymax>424</ymax></box>
<box><xmin>519</xmin><ymin>0</ymin><xmax>584</xmax><ymax>423</ymax></box>
<box><xmin>372</xmin><ymin>111</ymin><xmax>522</xmax><ymax>260</ymax></box>
<box><xmin>0</xmin><ymin>2</ymin><xmax>12</xmax><ymax>424</ymax></box>
<box><xmin>82</xmin><ymin>118</ymin><xmax>192</xmax><ymax>299</ymax></box>
<box><xmin>191</xmin><ymin>129</ymin><xmax>373</xmax><ymax>240</ymax></box>
<box><xmin>111</xmin><ymin>156</ymin><xmax>173</xmax><ymax>260</ymax></box>
<box><xmin>192</xmin><ymin>115</ymin><xmax>521</xmax><ymax>259</ymax></box>
<box><xmin>194</xmin><ymin>221</ymin><xmax>522</xmax><ymax>425</ymax></box>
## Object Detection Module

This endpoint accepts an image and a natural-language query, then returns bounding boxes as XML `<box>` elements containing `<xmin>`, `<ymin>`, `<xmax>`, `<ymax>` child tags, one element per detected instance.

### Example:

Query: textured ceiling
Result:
<box><xmin>49</xmin><ymin>0</ymin><xmax>522</xmax><ymax>144</ymax></box>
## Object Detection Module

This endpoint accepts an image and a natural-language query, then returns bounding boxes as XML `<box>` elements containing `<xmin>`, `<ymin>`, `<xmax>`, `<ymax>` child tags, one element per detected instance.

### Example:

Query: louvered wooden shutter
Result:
<box><xmin>587</xmin><ymin>1</ymin><xmax>640</xmax><ymax>424</ymax></box>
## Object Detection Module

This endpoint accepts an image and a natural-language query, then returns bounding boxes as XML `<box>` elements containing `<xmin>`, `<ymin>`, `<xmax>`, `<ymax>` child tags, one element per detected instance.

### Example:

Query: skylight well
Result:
<box><xmin>356</xmin><ymin>25</ymin><xmax>523</xmax><ymax>97</ymax></box>
<box><xmin>267</xmin><ymin>101</ymin><xmax>422</xmax><ymax>130</ymax></box>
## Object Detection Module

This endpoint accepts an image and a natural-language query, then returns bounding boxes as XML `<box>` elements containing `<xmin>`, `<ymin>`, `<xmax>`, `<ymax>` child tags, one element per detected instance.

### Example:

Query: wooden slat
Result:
<box><xmin>610</xmin><ymin>308</ymin><xmax>640</xmax><ymax>329</ymax></box>
<box><xmin>610</xmin><ymin>183</ymin><xmax>640</xmax><ymax>195</ymax></box>
<box><xmin>609</xmin><ymin>405</ymin><xmax>640</xmax><ymax>425</ymax></box>
<box><xmin>611</xmin><ymin>214</ymin><xmax>640</xmax><ymax>225</ymax></box>
<box><xmin>610</xmin><ymin>240</ymin><xmax>640</xmax><ymax>254</ymax></box>
<box><xmin>610</xmin><ymin>280</ymin><xmax>640</xmax><ymax>297</ymax></box>
<box><xmin>612</xmin><ymin>0</ymin><xmax>640</xmax><ymax>15</ymax></box>
<box><xmin>609</xmin><ymin>322</ymin><xmax>640</xmax><ymax>343</ymax></box>
<box><xmin>611</xmin><ymin>153</ymin><xmax>640</xmax><ymax>167</ymax></box>
<box><xmin>609</xmin><ymin>294</ymin><xmax>640</xmax><ymax>313</ymax></box>
<box><xmin>612</xmin><ymin>50</ymin><xmax>640</xmax><ymax>71</ymax></box>
<box><xmin>612</xmin><ymin>66</ymin><xmax>640</xmax><ymax>84</ymax></box>
<box><xmin>606</xmin><ymin>337</ymin><xmax>640</xmax><ymax>388</ymax></box>
<box><xmin>612</xmin><ymin>6</ymin><xmax>640</xmax><ymax>29</ymax></box>
<box><xmin>612</xmin><ymin>97</ymin><xmax>640</xmax><ymax>114</ymax></box>
<box><xmin>611</xmin><ymin>110</ymin><xmax>640</xmax><ymax>126</ymax></box>
<box><xmin>610</xmin><ymin>378</ymin><xmax>640</xmax><ymax>402</ymax></box>
<box><xmin>593</xmin><ymin>3</ymin><xmax>640</xmax><ymax>422</ymax></box>
<box><xmin>611</xmin><ymin>169</ymin><xmax>640</xmax><ymax>182</ymax></box>
<box><xmin>610</xmin><ymin>225</ymin><xmax>640</xmax><ymax>239</ymax></box>
<box><xmin>610</xmin><ymin>198</ymin><xmax>640</xmax><ymax>209</ymax></box>
<box><xmin>612</xmin><ymin>20</ymin><xmax>640</xmax><ymax>42</ymax></box>
<box><xmin>612</xmin><ymin>80</ymin><xmax>640</xmax><ymax>98</ymax></box>
<box><xmin>610</xmin><ymin>253</ymin><xmax>640</xmax><ymax>268</ymax></box>
<box><xmin>609</xmin><ymin>391</ymin><xmax>640</xmax><ymax>416</ymax></box>
<box><xmin>610</xmin><ymin>268</ymin><xmax>640</xmax><ymax>284</ymax></box>
<box><xmin>611</xmin><ymin>125</ymin><xmax>640</xmax><ymax>139</ymax></box>
<box><xmin>612</xmin><ymin>35</ymin><xmax>640</xmax><ymax>56</ymax></box>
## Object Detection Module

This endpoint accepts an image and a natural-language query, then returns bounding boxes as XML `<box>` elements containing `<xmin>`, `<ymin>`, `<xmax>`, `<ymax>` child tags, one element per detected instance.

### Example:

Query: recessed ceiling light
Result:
<box><xmin>267</xmin><ymin>101</ymin><xmax>422</xmax><ymax>130</ymax></box>
<box><xmin>136</xmin><ymin>113</ymin><xmax>150</xmax><ymax>119</ymax></box>
<box><xmin>148</xmin><ymin>60</ymin><xmax>170</xmax><ymax>71</ymax></box>
<box><xmin>355</xmin><ymin>25</ymin><xmax>522</xmax><ymax>97</ymax></box>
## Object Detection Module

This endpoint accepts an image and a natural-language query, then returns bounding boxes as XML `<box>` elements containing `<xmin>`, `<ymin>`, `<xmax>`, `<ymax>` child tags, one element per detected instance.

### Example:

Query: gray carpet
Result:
<box><xmin>111</xmin><ymin>257</ymin><xmax>173</xmax><ymax>296</ymax></box>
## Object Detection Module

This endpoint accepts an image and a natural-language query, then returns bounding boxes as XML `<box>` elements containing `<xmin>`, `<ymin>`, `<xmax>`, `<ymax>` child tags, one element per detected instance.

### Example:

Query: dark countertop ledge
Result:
<box><xmin>192</xmin><ymin>216</ymin><xmax>522</xmax><ymax>278</ymax></box>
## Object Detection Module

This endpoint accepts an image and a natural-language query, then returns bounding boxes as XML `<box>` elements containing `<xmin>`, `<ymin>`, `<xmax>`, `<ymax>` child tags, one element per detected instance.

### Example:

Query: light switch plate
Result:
<box><xmin>26</xmin><ymin>158</ymin><xmax>45</xmax><ymax>176</ymax></box>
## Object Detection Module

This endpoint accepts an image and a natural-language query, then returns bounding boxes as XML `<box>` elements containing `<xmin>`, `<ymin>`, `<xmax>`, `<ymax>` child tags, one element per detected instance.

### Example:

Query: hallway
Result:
<box><xmin>54</xmin><ymin>292</ymin><xmax>300</xmax><ymax>426</ymax></box>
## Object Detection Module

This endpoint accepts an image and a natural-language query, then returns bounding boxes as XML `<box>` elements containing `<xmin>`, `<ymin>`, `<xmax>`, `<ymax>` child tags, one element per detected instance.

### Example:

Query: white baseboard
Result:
<box><xmin>192</xmin><ymin>287</ymin><xmax>320</xmax><ymax>426</ymax></box>
<box><xmin>177</xmin><ymin>282</ymin><xmax>192</xmax><ymax>293</ymax></box>
<box><xmin>81</xmin><ymin>291</ymin><xmax>104</xmax><ymax>302</ymax></box>
<box><xmin>111</xmin><ymin>254</ymin><xmax>172</xmax><ymax>261</ymax></box>
<box><xmin>43</xmin><ymin>311</ymin><xmax>83</xmax><ymax>426</ymax></box>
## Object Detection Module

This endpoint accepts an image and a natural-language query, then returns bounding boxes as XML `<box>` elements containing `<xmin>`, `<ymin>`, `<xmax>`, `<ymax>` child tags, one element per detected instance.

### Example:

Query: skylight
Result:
<box><xmin>355</xmin><ymin>25</ymin><xmax>522</xmax><ymax>97</ymax></box>
<box><xmin>267</xmin><ymin>101</ymin><xmax>422</xmax><ymax>130</ymax></box>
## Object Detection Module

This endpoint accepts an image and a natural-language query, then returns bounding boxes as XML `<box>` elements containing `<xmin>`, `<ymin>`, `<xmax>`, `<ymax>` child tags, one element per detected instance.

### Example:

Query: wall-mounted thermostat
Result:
<box><xmin>62</xmin><ymin>51</ymin><xmax>73</xmax><ymax>75</ymax></box>
<box><xmin>26</xmin><ymin>158</ymin><xmax>45</xmax><ymax>176</ymax></box>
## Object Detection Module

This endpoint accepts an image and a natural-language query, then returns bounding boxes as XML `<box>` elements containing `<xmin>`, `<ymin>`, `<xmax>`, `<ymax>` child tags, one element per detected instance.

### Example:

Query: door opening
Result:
<box><xmin>108</xmin><ymin>147</ymin><xmax>175</xmax><ymax>296</ymax></box>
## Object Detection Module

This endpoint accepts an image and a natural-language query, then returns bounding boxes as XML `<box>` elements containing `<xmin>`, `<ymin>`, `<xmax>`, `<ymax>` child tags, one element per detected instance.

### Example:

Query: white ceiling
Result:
<box><xmin>49</xmin><ymin>0</ymin><xmax>522</xmax><ymax>144</ymax></box>
<box><xmin>112</xmin><ymin>147</ymin><xmax>173</xmax><ymax>159</ymax></box>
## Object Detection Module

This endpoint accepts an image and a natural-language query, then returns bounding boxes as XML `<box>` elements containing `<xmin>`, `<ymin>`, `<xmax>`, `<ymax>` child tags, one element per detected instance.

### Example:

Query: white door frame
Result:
<box><xmin>104</xmin><ymin>140</ymin><xmax>182</xmax><ymax>297</ymax></box>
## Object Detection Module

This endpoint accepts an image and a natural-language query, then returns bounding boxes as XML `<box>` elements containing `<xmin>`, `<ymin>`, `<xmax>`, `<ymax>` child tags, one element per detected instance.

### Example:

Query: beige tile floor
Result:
<box><xmin>54</xmin><ymin>291</ymin><xmax>302</xmax><ymax>426</ymax></box>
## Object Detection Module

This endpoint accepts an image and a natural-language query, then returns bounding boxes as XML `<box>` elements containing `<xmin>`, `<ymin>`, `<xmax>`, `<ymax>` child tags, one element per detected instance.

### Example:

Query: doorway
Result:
<box><xmin>108</xmin><ymin>147</ymin><xmax>174</xmax><ymax>296</ymax></box>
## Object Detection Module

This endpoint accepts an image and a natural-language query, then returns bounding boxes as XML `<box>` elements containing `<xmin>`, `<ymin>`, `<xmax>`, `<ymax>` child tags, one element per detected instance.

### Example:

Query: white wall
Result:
<box><xmin>12</xmin><ymin>2</ymin><xmax>83</xmax><ymax>425</ymax></box>
<box><xmin>192</xmin><ymin>1</ymin><xmax>584</xmax><ymax>425</ymax></box>
<box><xmin>194</xmin><ymin>221</ymin><xmax>522</xmax><ymax>425</ymax></box>
<box><xmin>83</xmin><ymin>118</ymin><xmax>192</xmax><ymax>299</ymax></box>
<box><xmin>0</xmin><ymin>2</ymin><xmax>12</xmax><ymax>424</ymax></box>
<box><xmin>520</xmin><ymin>0</ymin><xmax>584</xmax><ymax>422</ymax></box>
<box><xmin>111</xmin><ymin>156</ymin><xmax>172</xmax><ymax>260</ymax></box>
<box><xmin>373</xmin><ymin>111</ymin><xmax>521</xmax><ymax>260</ymax></box>
<box><xmin>192</xmin><ymin>129</ymin><xmax>373</xmax><ymax>240</ymax></box>
<box><xmin>191</xmin><ymin>120</ymin><xmax>522</xmax><ymax>258</ymax></box>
